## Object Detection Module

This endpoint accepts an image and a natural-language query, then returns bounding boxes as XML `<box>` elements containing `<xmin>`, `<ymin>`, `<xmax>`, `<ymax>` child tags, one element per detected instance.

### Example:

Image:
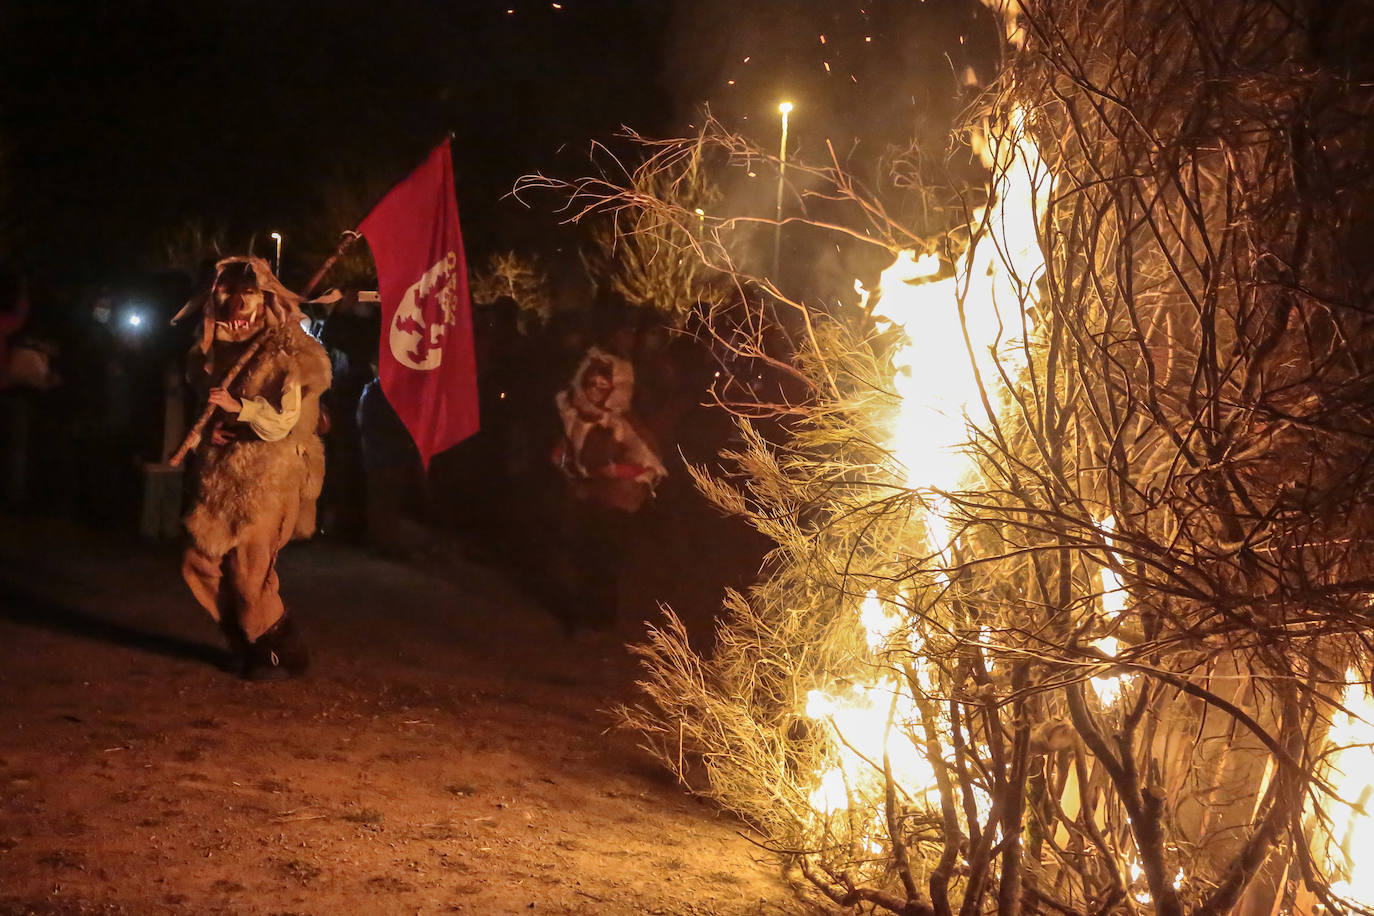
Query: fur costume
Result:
<box><xmin>183</xmin><ymin>322</ymin><xmax>332</xmax><ymax>556</ymax></box>
<box><xmin>179</xmin><ymin>257</ymin><xmax>331</xmax><ymax>676</ymax></box>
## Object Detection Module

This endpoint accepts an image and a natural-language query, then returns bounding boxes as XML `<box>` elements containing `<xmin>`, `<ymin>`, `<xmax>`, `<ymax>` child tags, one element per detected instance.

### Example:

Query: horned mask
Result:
<box><xmin>173</xmin><ymin>256</ymin><xmax>305</xmax><ymax>355</ymax></box>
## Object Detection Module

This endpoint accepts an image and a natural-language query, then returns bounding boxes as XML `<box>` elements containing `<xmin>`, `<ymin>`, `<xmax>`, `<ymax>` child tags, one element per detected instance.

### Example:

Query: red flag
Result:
<box><xmin>358</xmin><ymin>138</ymin><xmax>479</xmax><ymax>467</ymax></box>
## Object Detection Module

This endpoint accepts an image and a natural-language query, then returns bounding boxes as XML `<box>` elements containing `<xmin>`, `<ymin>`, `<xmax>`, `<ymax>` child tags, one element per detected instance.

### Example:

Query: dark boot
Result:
<box><xmin>219</xmin><ymin>618</ymin><xmax>250</xmax><ymax>676</ymax></box>
<box><xmin>241</xmin><ymin>614</ymin><xmax>310</xmax><ymax>681</ymax></box>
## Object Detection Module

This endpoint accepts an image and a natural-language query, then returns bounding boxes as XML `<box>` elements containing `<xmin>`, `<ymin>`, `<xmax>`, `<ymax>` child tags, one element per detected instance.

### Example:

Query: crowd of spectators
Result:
<box><xmin>0</xmin><ymin>268</ymin><xmax>777</xmax><ymax>636</ymax></box>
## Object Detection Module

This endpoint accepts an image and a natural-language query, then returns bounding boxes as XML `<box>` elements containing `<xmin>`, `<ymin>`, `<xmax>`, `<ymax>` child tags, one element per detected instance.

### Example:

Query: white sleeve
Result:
<box><xmin>236</xmin><ymin>380</ymin><xmax>303</xmax><ymax>442</ymax></box>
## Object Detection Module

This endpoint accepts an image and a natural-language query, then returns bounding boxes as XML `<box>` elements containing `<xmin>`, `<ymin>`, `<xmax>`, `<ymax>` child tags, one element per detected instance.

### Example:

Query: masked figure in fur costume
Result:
<box><xmin>551</xmin><ymin>347</ymin><xmax>666</xmax><ymax>633</ymax></box>
<box><xmin>177</xmin><ymin>257</ymin><xmax>331</xmax><ymax>679</ymax></box>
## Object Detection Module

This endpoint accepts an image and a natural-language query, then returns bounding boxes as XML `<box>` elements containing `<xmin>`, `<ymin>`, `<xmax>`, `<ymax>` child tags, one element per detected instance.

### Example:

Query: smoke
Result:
<box><xmin>661</xmin><ymin>0</ymin><xmax>999</xmax><ymax>177</ymax></box>
<box><xmin>655</xmin><ymin>0</ymin><xmax>1002</xmax><ymax>292</ymax></box>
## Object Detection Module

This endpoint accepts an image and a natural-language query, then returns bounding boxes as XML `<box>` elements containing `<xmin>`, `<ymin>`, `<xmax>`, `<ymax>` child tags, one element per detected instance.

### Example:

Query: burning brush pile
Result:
<box><xmin>539</xmin><ymin>0</ymin><xmax>1374</xmax><ymax>912</ymax></box>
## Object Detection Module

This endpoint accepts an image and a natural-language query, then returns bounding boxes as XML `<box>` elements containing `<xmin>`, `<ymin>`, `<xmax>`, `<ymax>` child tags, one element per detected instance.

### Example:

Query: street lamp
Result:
<box><xmin>270</xmin><ymin>232</ymin><xmax>283</xmax><ymax>275</ymax></box>
<box><xmin>773</xmin><ymin>101</ymin><xmax>793</xmax><ymax>280</ymax></box>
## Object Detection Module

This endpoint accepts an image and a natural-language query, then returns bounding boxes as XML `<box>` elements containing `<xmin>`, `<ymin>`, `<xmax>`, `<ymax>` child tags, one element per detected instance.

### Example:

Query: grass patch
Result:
<box><xmin>341</xmin><ymin>807</ymin><xmax>385</xmax><ymax>825</ymax></box>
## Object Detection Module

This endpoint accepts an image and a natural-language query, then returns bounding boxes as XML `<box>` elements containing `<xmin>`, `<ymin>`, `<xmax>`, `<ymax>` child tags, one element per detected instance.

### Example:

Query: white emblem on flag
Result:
<box><xmin>389</xmin><ymin>251</ymin><xmax>459</xmax><ymax>371</ymax></box>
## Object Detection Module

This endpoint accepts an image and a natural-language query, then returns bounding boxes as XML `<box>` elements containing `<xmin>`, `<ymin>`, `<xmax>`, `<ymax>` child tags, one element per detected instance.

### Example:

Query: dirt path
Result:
<box><xmin>0</xmin><ymin>517</ymin><xmax>827</xmax><ymax>916</ymax></box>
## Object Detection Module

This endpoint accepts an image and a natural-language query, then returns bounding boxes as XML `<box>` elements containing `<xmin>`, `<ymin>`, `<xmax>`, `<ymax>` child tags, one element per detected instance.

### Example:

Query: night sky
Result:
<box><xmin>4</xmin><ymin>0</ymin><xmax>995</xmax><ymax>298</ymax></box>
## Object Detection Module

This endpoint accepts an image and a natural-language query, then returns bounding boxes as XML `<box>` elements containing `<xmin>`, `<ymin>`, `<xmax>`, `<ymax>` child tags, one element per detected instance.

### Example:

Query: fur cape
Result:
<box><xmin>184</xmin><ymin>321</ymin><xmax>332</xmax><ymax>557</ymax></box>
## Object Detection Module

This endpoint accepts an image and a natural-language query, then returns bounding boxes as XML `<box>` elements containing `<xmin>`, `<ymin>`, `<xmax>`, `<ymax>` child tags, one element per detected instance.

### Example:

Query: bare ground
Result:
<box><xmin>0</xmin><ymin>514</ymin><xmax>830</xmax><ymax>916</ymax></box>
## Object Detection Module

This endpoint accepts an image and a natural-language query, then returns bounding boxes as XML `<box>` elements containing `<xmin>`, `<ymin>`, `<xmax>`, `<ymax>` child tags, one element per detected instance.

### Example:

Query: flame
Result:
<box><xmin>869</xmin><ymin>112</ymin><xmax>1048</xmax><ymax>493</ymax></box>
<box><xmin>859</xmin><ymin>589</ymin><xmax>905</xmax><ymax>652</ymax></box>
<box><xmin>806</xmin><ymin>681</ymin><xmax>938</xmax><ymax>816</ymax></box>
<box><xmin>1090</xmin><ymin>515</ymin><xmax>1133</xmax><ymax>706</ymax></box>
<box><xmin>810</xmin><ymin>85</ymin><xmax>1370</xmax><ymax>911</ymax></box>
<box><xmin>1125</xmin><ymin>859</ymin><xmax>1184</xmax><ymax>904</ymax></box>
<box><xmin>1097</xmin><ymin>515</ymin><xmax>1129</xmax><ymax>618</ymax></box>
<box><xmin>805</xmin><ymin>111</ymin><xmax>1050</xmax><ymax>822</ymax></box>
<box><xmin>1090</xmin><ymin>636</ymin><xmax>1124</xmax><ymax>706</ymax></box>
<box><xmin>1320</xmin><ymin>671</ymin><xmax>1374</xmax><ymax>907</ymax></box>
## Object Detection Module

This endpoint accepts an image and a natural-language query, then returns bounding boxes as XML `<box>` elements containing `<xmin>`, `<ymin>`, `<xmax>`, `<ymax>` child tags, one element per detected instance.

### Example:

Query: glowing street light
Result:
<box><xmin>270</xmin><ymin>231</ymin><xmax>283</xmax><ymax>275</ymax></box>
<box><xmin>773</xmin><ymin>101</ymin><xmax>793</xmax><ymax>279</ymax></box>
<box><xmin>121</xmin><ymin>303</ymin><xmax>148</xmax><ymax>338</ymax></box>
<box><xmin>694</xmin><ymin>207</ymin><xmax>705</xmax><ymax>237</ymax></box>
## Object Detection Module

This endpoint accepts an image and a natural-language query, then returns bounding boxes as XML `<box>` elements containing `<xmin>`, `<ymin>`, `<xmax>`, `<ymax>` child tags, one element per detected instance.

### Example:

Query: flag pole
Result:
<box><xmin>168</xmin><ymin>338</ymin><xmax>266</xmax><ymax>467</ymax></box>
<box><xmin>302</xmin><ymin>230</ymin><xmax>362</xmax><ymax>299</ymax></box>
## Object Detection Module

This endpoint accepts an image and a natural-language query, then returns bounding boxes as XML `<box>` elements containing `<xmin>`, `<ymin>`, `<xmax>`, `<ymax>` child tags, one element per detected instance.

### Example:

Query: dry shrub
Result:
<box><xmin>533</xmin><ymin>1</ymin><xmax>1374</xmax><ymax>912</ymax></box>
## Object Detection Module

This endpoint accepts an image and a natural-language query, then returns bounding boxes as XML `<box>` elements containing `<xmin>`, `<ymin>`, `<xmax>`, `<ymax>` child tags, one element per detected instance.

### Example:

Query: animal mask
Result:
<box><xmin>175</xmin><ymin>255</ymin><xmax>304</xmax><ymax>355</ymax></box>
<box><xmin>212</xmin><ymin>261</ymin><xmax>266</xmax><ymax>342</ymax></box>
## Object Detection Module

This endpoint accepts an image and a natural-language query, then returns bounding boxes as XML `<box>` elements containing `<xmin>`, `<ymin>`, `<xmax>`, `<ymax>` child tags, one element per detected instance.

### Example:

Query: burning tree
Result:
<box><xmin>528</xmin><ymin>0</ymin><xmax>1374</xmax><ymax>912</ymax></box>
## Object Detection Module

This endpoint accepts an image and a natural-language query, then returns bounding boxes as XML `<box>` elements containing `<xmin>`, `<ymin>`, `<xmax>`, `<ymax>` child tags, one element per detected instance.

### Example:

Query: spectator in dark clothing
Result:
<box><xmin>0</xmin><ymin>282</ymin><xmax>60</xmax><ymax>509</ymax></box>
<box><xmin>356</xmin><ymin>375</ymin><xmax>424</xmax><ymax>557</ymax></box>
<box><xmin>448</xmin><ymin>296</ymin><xmax>522</xmax><ymax>558</ymax></box>
<box><xmin>317</xmin><ymin>306</ymin><xmax>378</xmax><ymax>543</ymax></box>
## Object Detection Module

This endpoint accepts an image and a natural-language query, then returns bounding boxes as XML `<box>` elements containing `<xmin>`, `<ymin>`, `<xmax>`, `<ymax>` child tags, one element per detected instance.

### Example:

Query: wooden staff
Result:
<box><xmin>302</xmin><ymin>230</ymin><xmax>360</xmax><ymax>299</ymax></box>
<box><xmin>168</xmin><ymin>232</ymin><xmax>361</xmax><ymax>468</ymax></box>
<box><xmin>168</xmin><ymin>337</ymin><xmax>265</xmax><ymax>467</ymax></box>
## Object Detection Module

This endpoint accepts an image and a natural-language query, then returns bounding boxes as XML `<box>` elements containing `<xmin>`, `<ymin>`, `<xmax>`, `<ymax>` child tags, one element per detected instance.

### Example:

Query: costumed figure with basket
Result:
<box><xmin>552</xmin><ymin>347</ymin><xmax>666</xmax><ymax>634</ymax></box>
